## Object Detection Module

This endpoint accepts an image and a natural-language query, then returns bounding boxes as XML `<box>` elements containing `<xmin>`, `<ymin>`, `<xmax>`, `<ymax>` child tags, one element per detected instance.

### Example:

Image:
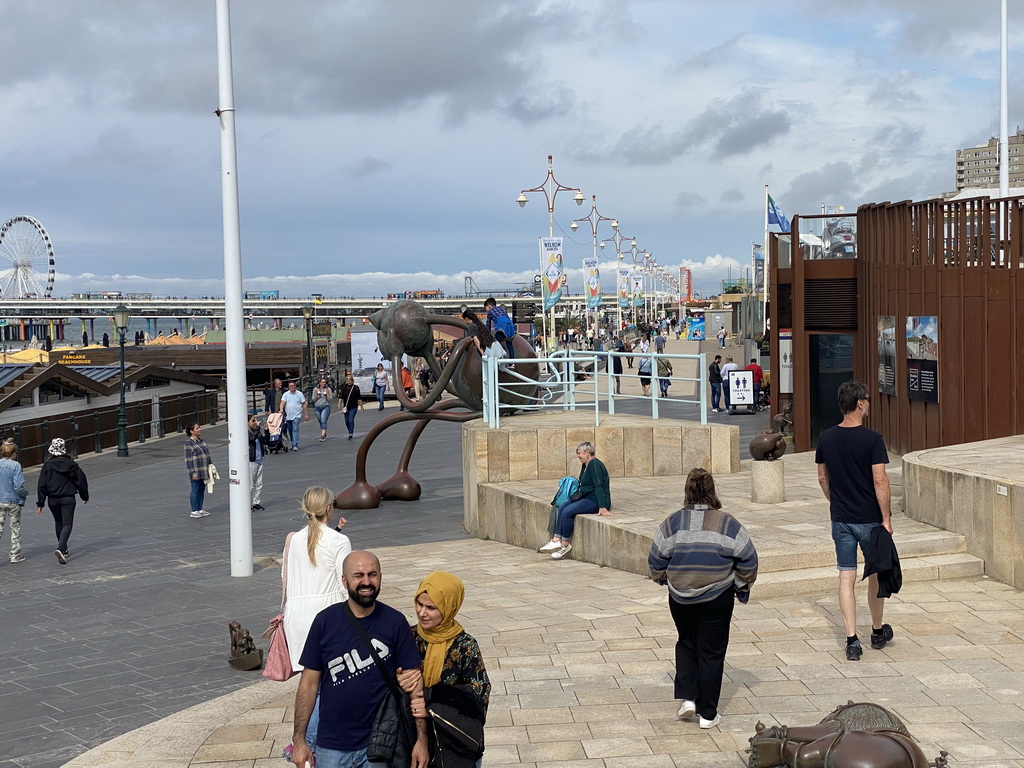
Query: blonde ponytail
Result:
<box><xmin>301</xmin><ymin>485</ymin><xmax>334</xmax><ymax>566</ymax></box>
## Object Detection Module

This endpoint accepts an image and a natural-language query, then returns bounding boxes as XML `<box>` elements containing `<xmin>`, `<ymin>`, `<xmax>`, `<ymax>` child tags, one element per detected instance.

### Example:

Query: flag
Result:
<box><xmin>539</xmin><ymin>237</ymin><xmax>563</xmax><ymax>311</ymax></box>
<box><xmin>617</xmin><ymin>266</ymin><xmax>630</xmax><ymax>308</ymax></box>
<box><xmin>767</xmin><ymin>194</ymin><xmax>791</xmax><ymax>233</ymax></box>
<box><xmin>583</xmin><ymin>257</ymin><xmax>601</xmax><ymax>309</ymax></box>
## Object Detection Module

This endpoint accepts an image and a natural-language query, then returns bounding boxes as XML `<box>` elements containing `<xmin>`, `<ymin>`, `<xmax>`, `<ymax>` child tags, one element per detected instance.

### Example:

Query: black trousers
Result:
<box><xmin>669</xmin><ymin>589</ymin><xmax>734</xmax><ymax>720</ymax></box>
<box><xmin>48</xmin><ymin>496</ymin><xmax>76</xmax><ymax>555</ymax></box>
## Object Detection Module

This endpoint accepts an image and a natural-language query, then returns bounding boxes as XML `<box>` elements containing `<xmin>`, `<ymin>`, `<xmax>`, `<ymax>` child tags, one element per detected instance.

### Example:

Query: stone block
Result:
<box><xmin>710</xmin><ymin>424</ymin><xmax>739</xmax><ymax>474</ymax></box>
<box><xmin>751</xmin><ymin>460</ymin><xmax>785</xmax><ymax>503</ymax></box>
<box><xmin>566</xmin><ymin>426</ymin><xmax>597</xmax><ymax>465</ymax></box>
<box><xmin>487</xmin><ymin>430</ymin><xmax>511</xmax><ymax>482</ymax></box>
<box><xmin>595</xmin><ymin>426</ymin><xmax>625</xmax><ymax>477</ymax></box>
<box><xmin>509</xmin><ymin>430</ymin><xmax>539</xmax><ymax>481</ymax></box>
<box><xmin>652</xmin><ymin>425</ymin><xmax>682</xmax><ymax>477</ymax></box>
<box><xmin>537</xmin><ymin>429</ymin><xmax>568</xmax><ymax>480</ymax></box>
<box><xmin>622</xmin><ymin>428</ymin><xmax>653</xmax><ymax>477</ymax></box>
<box><xmin>680</xmin><ymin>424</ymin><xmax>711</xmax><ymax>474</ymax></box>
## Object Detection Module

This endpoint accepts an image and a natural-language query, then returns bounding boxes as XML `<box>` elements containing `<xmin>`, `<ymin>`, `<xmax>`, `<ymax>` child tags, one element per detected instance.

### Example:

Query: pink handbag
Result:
<box><xmin>261</xmin><ymin>613</ymin><xmax>295</xmax><ymax>681</ymax></box>
<box><xmin>262</xmin><ymin>532</ymin><xmax>297</xmax><ymax>682</ymax></box>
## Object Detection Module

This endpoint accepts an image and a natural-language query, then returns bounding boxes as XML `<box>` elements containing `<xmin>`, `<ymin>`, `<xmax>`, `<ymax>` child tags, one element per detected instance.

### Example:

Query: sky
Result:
<box><xmin>0</xmin><ymin>0</ymin><xmax>1020</xmax><ymax>300</ymax></box>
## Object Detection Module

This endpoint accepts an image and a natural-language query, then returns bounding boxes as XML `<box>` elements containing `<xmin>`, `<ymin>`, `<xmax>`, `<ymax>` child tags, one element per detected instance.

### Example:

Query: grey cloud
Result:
<box><xmin>681</xmin><ymin>34</ymin><xmax>745</xmax><ymax>70</ymax></box>
<box><xmin>784</xmin><ymin>161</ymin><xmax>858</xmax><ymax>211</ymax></box>
<box><xmin>675</xmin><ymin>191</ymin><xmax>706</xmax><ymax>210</ymax></box>
<box><xmin>609</xmin><ymin>89</ymin><xmax>792</xmax><ymax>166</ymax></box>
<box><xmin>720</xmin><ymin>188</ymin><xmax>744</xmax><ymax>203</ymax></box>
<box><xmin>867</xmin><ymin>74</ymin><xmax>924</xmax><ymax>108</ymax></box>
<box><xmin>68</xmin><ymin>127</ymin><xmax>172</xmax><ymax>172</ymax></box>
<box><xmin>344</xmin><ymin>157</ymin><xmax>392</xmax><ymax>179</ymax></box>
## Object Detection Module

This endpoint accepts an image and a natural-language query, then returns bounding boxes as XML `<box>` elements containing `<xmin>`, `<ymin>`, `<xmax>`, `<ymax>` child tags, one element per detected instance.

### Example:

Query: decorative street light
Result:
<box><xmin>301</xmin><ymin>304</ymin><xmax>314</xmax><ymax>398</ymax></box>
<box><xmin>571</xmin><ymin>195</ymin><xmax>619</xmax><ymax>346</ymax></box>
<box><xmin>517</xmin><ymin>155</ymin><xmax>585</xmax><ymax>350</ymax></box>
<box><xmin>113</xmin><ymin>303</ymin><xmax>131</xmax><ymax>458</ymax></box>
<box><xmin>602</xmin><ymin>230</ymin><xmax>635</xmax><ymax>335</ymax></box>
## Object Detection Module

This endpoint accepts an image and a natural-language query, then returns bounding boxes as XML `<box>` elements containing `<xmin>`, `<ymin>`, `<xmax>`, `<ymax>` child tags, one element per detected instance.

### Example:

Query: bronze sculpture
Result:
<box><xmin>334</xmin><ymin>300</ymin><xmax>540</xmax><ymax>509</ymax></box>
<box><xmin>227</xmin><ymin>620</ymin><xmax>264</xmax><ymax>671</ymax></box>
<box><xmin>773</xmin><ymin>402</ymin><xmax>794</xmax><ymax>436</ymax></box>
<box><xmin>749</xmin><ymin>429</ymin><xmax>787</xmax><ymax>461</ymax></box>
<box><xmin>747</xmin><ymin>701</ymin><xmax>948</xmax><ymax>768</ymax></box>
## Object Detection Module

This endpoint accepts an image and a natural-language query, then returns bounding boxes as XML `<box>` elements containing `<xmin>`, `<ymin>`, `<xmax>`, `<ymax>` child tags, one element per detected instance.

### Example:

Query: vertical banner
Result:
<box><xmin>583</xmin><ymin>257</ymin><xmax>601</xmax><ymax>309</ymax></box>
<box><xmin>686</xmin><ymin>314</ymin><xmax>706</xmax><ymax>340</ymax></box>
<box><xmin>631</xmin><ymin>273</ymin><xmax>644</xmax><ymax>307</ymax></box>
<box><xmin>906</xmin><ymin>316</ymin><xmax>938</xmax><ymax>402</ymax></box>
<box><xmin>617</xmin><ymin>265</ymin><xmax>630</xmax><ymax>308</ymax></box>
<box><xmin>877</xmin><ymin>315</ymin><xmax>897</xmax><ymax>396</ymax></box>
<box><xmin>539</xmin><ymin>237</ymin><xmax>563</xmax><ymax>311</ymax></box>
<box><xmin>753</xmin><ymin>244</ymin><xmax>765</xmax><ymax>297</ymax></box>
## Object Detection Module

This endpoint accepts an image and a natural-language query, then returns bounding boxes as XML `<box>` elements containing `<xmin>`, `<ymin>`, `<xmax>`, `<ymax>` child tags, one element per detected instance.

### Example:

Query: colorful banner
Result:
<box><xmin>539</xmin><ymin>237</ymin><xmax>563</xmax><ymax>311</ymax></box>
<box><xmin>583</xmin><ymin>257</ymin><xmax>601</xmax><ymax>309</ymax></box>
<box><xmin>686</xmin><ymin>315</ymin><xmax>706</xmax><ymax>341</ymax></box>
<box><xmin>631</xmin><ymin>273</ymin><xmax>643</xmax><ymax>307</ymax></box>
<box><xmin>617</xmin><ymin>265</ymin><xmax>630</xmax><ymax>308</ymax></box>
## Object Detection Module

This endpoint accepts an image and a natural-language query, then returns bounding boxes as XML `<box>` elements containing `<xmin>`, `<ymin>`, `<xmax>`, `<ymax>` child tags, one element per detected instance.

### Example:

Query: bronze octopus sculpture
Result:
<box><xmin>748</xmin><ymin>701</ymin><xmax>948</xmax><ymax>768</ymax></box>
<box><xmin>334</xmin><ymin>300</ymin><xmax>540</xmax><ymax>510</ymax></box>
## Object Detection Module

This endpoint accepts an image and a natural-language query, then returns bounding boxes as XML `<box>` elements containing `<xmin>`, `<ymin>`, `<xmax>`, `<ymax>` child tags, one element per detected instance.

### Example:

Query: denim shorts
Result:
<box><xmin>314</xmin><ymin>747</ymin><xmax>368</xmax><ymax>768</ymax></box>
<box><xmin>831</xmin><ymin>521</ymin><xmax>878</xmax><ymax>571</ymax></box>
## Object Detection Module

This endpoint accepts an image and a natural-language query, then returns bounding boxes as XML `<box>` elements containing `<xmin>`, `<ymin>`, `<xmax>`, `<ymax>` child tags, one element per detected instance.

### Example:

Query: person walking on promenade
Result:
<box><xmin>816</xmin><ymin>380</ymin><xmax>894</xmax><ymax>661</ymax></box>
<box><xmin>612</xmin><ymin>337</ymin><xmax>625</xmax><ymax>394</ymax></box>
<box><xmin>338</xmin><ymin>374</ymin><xmax>364</xmax><ymax>440</ymax></box>
<box><xmin>280</xmin><ymin>381</ymin><xmax>309</xmax><ymax>451</ymax></box>
<box><xmin>36</xmin><ymin>438</ymin><xmax>89</xmax><ymax>564</ymax></box>
<box><xmin>184</xmin><ymin>423</ymin><xmax>212</xmax><ymax>519</ymax></box>
<box><xmin>720</xmin><ymin>356</ymin><xmax>738</xmax><ymax>410</ymax></box>
<box><xmin>654</xmin><ymin>331</ymin><xmax>666</xmax><ymax>354</ymax></box>
<box><xmin>312</xmin><ymin>378</ymin><xmax>334</xmax><ymax>442</ymax></box>
<box><xmin>541</xmin><ymin>442</ymin><xmax>612</xmax><ymax>560</ymax></box>
<box><xmin>290</xmin><ymin>550</ymin><xmax>427</xmax><ymax>768</ymax></box>
<box><xmin>0</xmin><ymin>441</ymin><xmax>29</xmax><ymax>563</ymax></box>
<box><xmin>372</xmin><ymin>364</ymin><xmax>390</xmax><ymax>411</ymax></box>
<box><xmin>248</xmin><ymin>415</ymin><xmax>268</xmax><ymax>511</ymax></box>
<box><xmin>648</xmin><ymin>468</ymin><xmax>758</xmax><ymax>730</ymax></box>
<box><xmin>265</xmin><ymin>378</ymin><xmax>284</xmax><ymax>414</ymax></box>
<box><xmin>398</xmin><ymin>572</ymin><xmax>490</xmax><ymax>768</ymax></box>
<box><xmin>716</xmin><ymin>325</ymin><xmax>727</xmax><ymax>348</ymax></box>
<box><xmin>708</xmin><ymin>355</ymin><xmax>723</xmax><ymax>412</ymax></box>
<box><xmin>282</xmin><ymin>486</ymin><xmax>352</xmax><ymax>757</ymax></box>
<box><xmin>745</xmin><ymin>358</ymin><xmax>764</xmax><ymax>411</ymax></box>
<box><xmin>657</xmin><ymin>355</ymin><xmax>673</xmax><ymax>397</ymax></box>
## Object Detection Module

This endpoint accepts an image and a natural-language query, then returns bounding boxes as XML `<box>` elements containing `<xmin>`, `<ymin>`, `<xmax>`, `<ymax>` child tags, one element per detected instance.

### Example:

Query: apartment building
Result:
<box><xmin>955</xmin><ymin>130</ymin><xmax>1024</xmax><ymax>189</ymax></box>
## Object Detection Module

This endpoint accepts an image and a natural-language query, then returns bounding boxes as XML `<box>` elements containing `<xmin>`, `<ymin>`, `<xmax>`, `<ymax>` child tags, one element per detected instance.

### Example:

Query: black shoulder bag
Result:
<box><xmin>341</xmin><ymin>603</ymin><xmax>417</xmax><ymax>768</ymax></box>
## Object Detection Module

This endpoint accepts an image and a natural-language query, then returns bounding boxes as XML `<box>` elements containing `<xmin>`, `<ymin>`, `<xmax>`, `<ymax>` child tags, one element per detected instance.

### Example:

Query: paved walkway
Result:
<box><xmin>64</xmin><ymin>536</ymin><xmax>1024</xmax><ymax>768</ymax></box>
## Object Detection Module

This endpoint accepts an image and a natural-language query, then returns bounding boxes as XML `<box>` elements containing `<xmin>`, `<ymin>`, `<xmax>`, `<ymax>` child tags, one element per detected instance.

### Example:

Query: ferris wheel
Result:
<box><xmin>0</xmin><ymin>215</ymin><xmax>56</xmax><ymax>299</ymax></box>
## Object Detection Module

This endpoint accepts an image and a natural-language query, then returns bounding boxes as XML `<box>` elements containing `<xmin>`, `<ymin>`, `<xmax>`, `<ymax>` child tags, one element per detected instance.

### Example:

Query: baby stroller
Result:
<box><xmin>265</xmin><ymin>411</ymin><xmax>287</xmax><ymax>454</ymax></box>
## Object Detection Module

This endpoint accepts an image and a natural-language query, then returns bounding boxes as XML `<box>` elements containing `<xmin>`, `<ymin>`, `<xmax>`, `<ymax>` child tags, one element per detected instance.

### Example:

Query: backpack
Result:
<box><xmin>551</xmin><ymin>475</ymin><xmax>580</xmax><ymax>507</ymax></box>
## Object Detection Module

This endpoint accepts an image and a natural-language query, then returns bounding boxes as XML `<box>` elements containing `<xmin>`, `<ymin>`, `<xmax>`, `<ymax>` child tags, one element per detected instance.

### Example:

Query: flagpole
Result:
<box><xmin>763</xmin><ymin>185</ymin><xmax>770</xmax><ymax>335</ymax></box>
<box><xmin>1000</xmin><ymin>0</ymin><xmax>1009</xmax><ymax>198</ymax></box>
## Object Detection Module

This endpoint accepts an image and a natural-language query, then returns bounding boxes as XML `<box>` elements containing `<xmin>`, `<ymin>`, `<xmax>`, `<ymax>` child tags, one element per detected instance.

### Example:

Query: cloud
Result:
<box><xmin>720</xmin><ymin>188</ymin><xmax>745</xmax><ymax>203</ymax></box>
<box><xmin>344</xmin><ymin>157</ymin><xmax>392</xmax><ymax>179</ymax></box>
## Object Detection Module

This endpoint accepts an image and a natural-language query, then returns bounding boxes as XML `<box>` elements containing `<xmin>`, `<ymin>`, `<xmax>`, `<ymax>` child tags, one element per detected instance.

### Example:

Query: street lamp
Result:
<box><xmin>602</xmin><ymin>230</ymin><xmax>635</xmax><ymax>335</ymax></box>
<box><xmin>113</xmin><ymin>303</ymin><xmax>131</xmax><ymax>458</ymax></box>
<box><xmin>571</xmin><ymin>196</ymin><xmax>620</xmax><ymax>347</ymax></box>
<box><xmin>302</xmin><ymin>304</ymin><xmax>314</xmax><ymax>398</ymax></box>
<box><xmin>517</xmin><ymin>155</ymin><xmax>584</xmax><ymax>350</ymax></box>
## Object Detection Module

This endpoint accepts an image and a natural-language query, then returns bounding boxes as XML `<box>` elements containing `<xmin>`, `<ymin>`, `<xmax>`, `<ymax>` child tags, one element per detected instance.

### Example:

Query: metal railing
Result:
<box><xmin>482</xmin><ymin>350</ymin><xmax>707</xmax><ymax>428</ymax></box>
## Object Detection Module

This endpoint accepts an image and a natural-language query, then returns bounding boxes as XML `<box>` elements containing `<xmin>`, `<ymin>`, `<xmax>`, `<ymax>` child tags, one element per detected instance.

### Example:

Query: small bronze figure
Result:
<box><xmin>228</xmin><ymin>620</ymin><xmax>264</xmax><ymax>671</ymax></box>
<box><xmin>749</xmin><ymin>430</ymin><xmax>787</xmax><ymax>461</ymax></box>
<box><xmin>747</xmin><ymin>701</ymin><xmax>948</xmax><ymax>768</ymax></box>
<box><xmin>773</xmin><ymin>402</ymin><xmax>794</xmax><ymax>436</ymax></box>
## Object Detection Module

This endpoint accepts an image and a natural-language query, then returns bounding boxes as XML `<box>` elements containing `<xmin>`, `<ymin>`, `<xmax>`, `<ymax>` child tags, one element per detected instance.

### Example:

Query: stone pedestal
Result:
<box><xmin>751</xmin><ymin>459</ymin><xmax>785</xmax><ymax>503</ymax></box>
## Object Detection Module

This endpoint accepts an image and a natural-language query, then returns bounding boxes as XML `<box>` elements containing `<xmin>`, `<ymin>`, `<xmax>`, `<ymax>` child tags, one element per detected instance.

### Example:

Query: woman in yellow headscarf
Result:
<box><xmin>400</xmin><ymin>572</ymin><xmax>490</xmax><ymax>768</ymax></box>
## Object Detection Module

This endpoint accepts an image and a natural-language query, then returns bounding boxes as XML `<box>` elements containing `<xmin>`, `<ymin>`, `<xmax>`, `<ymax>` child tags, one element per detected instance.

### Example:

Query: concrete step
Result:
<box><xmin>757</xmin><ymin>529</ymin><xmax>966</xmax><ymax>573</ymax></box>
<box><xmin>754</xmin><ymin>552</ymin><xmax>985</xmax><ymax>599</ymax></box>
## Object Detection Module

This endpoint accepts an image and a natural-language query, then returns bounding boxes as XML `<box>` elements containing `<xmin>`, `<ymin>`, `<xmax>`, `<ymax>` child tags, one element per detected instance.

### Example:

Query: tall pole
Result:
<box><xmin>1000</xmin><ymin>0</ymin><xmax>1009</xmax><ymax>198</ymax></box>
<box><xmin>215</xmin><ymin>0</ymin><xmax>253</xmax><ymax>577</ymax></box>
<box><xmin>116</xmin><ymin>328</ymin><xmax>129</xmax><ymax>457</ymax></box>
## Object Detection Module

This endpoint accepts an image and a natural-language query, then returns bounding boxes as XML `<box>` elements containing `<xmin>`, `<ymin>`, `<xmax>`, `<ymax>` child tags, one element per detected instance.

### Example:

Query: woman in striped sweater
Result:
<box><xmin>648</xmin><ymin>468</ymin><xmax>758</xmax><ymax>730</ymax></box>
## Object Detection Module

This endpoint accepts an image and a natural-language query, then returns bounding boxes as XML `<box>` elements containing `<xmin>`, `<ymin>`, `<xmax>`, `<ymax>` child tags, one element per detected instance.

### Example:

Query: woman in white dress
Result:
<box><xmin>282</xmin><ymin>485</ymin><xmax>352</xmax><ymax>754</ymax></box>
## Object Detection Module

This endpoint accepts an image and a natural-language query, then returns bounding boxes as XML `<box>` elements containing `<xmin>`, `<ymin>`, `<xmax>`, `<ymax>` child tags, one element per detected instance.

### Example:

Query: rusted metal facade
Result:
<box><xmin>770</xmin><ymin>196</ymin><xmax>1024</xmax><ymax>455</ymax></box>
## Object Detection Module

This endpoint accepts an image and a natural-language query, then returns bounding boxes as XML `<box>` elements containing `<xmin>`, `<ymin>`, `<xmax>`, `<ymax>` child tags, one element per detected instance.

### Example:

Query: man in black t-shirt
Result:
<box><xmin>815</xmin><ymin>381</ymin><xmax>894</xmax><ymax>662</ymax></box>
<box><xmin>291</xmin><ymin>551</ymin><xmax>428</xmax><ymax>768</ymax></box>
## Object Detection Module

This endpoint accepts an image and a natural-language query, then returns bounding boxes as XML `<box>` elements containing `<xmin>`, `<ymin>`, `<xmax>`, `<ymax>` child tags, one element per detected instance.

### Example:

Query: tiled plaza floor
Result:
<box><xmin>66</xmin><ymin>537</ymin><xmax>1024</xmax><ymax>768</ymax></box>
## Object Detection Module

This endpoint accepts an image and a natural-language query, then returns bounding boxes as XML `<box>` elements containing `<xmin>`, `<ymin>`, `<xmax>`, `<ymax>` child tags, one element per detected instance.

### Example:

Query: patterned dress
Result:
<box><xmin>413</xmin><ymin>630</ymin><xmax>491</xmax><ymax>711</ymax></box>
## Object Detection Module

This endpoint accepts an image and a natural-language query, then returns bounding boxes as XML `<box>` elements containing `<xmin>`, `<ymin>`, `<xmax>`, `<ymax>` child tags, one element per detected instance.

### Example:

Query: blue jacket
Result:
<box><xmin>0</xmin><ymin>458</ymin><xmax>28</xmax><ymax>505</ymax></box>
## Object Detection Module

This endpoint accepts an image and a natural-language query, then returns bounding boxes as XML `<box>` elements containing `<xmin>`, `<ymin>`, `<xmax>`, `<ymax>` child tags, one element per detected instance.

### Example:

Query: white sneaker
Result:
<box><xmin>189</xmin><ymin>511</ymin><xmax>204</xmax><ymax>519</ymax></box>
<box><xmin>677</xmin><ymin>700</ymin><xmax>696</xmax><ymax>719</ymax></box>
<box><xmin>538</xmin><ymin>540</ymin><xmax>562</xmax><ymax>552</ymax></box>
<box><xmin>699</xmin><ymin>714</ymin><xmax>721</xmax><ymax>729</ymax></box>
<box><xmin>198</xmin><ymin>510</ymin><xmax>211</xmax><ymax>517</ymax></box>
<box><xmin>551</xmin><ymin>543</ymin><xmax>572</xmax><ymax>559</ymax></box>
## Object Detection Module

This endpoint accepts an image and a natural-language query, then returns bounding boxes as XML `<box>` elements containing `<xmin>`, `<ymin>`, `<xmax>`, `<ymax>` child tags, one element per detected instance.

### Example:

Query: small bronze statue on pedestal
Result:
<box><xmin>773</xmin><ymin>402</ymin><xmax>794</xmax><ymax>436</ymax></box>
<box><xmin>228</xmin><ymin>620</ymin><xmax>264</xmax><ymax>671</ymax></box>
<box><xmin>749</xmin><ymin>430</ymin><xmax>787</xmax><ymax>461</ymax></box>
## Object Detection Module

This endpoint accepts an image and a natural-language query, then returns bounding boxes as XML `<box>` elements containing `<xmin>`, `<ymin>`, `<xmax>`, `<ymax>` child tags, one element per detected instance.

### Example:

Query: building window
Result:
<box><xmin>134</xmin><ymin>376</ymin><xmax>170</xmax><ymax>390</ymax></box>
<box><xmin>38</xmin><ymin>381</ymin><xmax>86</xmax><ymax>404</ymax></box>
